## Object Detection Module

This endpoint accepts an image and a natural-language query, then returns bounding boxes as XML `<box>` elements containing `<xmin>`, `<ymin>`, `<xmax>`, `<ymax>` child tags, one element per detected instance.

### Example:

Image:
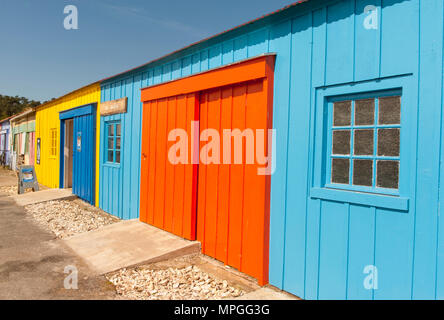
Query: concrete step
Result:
<box><xmin>11</xmin><ymin>188</ymin><xmax>76</xmax><ymax>206</ymax></box>
<box><xmin>62</xmin><ymin>219</ymin><xmax>200</xmax><ymax>275</ymax></box>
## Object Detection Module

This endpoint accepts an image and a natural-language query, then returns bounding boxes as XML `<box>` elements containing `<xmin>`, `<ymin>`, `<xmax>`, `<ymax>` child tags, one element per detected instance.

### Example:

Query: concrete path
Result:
<box><xmin>63</xmin><ymin>220</ymin><xmax>200</xmax><ymax>275</ymax></box>
<box><xmin>0</xmin><ymin>170</ymin><xmax>16</xmax><ymax>187</ymax></box>
<box><xmin>0</xmin><ymin>193</ymin><xmax>116</xmax><ymax>299</ymax></box>
<box><xmin>235</xmin><ymin>287</ymin><xmax>299</xmax><ymax>300</ymax></box>
<box><xmin>11</xmin><ymin>188</ymin><xmax>75</xmax><ymax>206</ymax></box>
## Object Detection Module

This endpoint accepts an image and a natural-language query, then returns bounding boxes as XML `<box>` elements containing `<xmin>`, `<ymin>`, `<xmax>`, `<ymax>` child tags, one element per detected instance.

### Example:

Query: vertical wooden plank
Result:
<box><xmin>182</xmin><ymin>56</ymin><xmax>192</xmax><ymax>77</ymax></box>
<box><xmin>139</xmin><ymin>102</ymin><xmax>151</xmax><ymax>223</ymax></box>
<box><xmin>200</xmin><ymin>50</ymin><xmax>209</xmax><ymax>72</ymax></box>
<box><xmin>197</xmin><ymin>93</ymin><xmax>208</xmax><ymax>247</ymax></box>
<box><xmin>282</xmin><ymin>12</ymin><xmax>312</xmax><ymax>297</ymax></box>
<box><xmin>122</xmin><ymin>78</ymin><xmax>133</xmax><ymax>219</ymax></box>
<box><xmin>380</xmin><ymin>0</ymin><xmax>418</xmax><ymax>77</ymax></box>
<box><xmin>222</xmin><ymin>40</ymin><xmax>234</xmax><ymax>65</ymax></box>
<box><xmin>268</xmin><ymin>19</ymin><xmax>292</xmax><ymax>289</ymax></box>
<box><xmin>304</xmin><ymin>7</ymin><xmax>327</xmax><ymax>300</ymax></box>
<box><xmin>164</xmin><ymin>97</ymin><xmax>177</xmax><ymax>233</ymax></box>
<box><xmin>191</xmin><ymin>54</ymin><xmax>201</xmax><ymax>74</ymax></box>
<box><xmin>227</xmin><ymin>84</ymin><xmax>247</xmax><ymax>270</ymax></box>
<box><xmin>318</xmin><ymin>201</ymin><xmax>350</xmax><ymax>300</ymax></box>
<box><xmin>374</xmin><ymin>209</ymin><xmax>413</xmax><ymax>300</ymax></box>
<box><xmin>248</xmin><ymin>28</ymin><xmax>269</xmax><ymax>57</ymax></box>
<box><xmin>305</xmin><ymin>199</ymin><xmax>321</xmax><ymax>299</ymax></box>
<box><xmin>215</xmin><ymin>87</ymin><xmax>232</xmax><ymax>263</ymax></box>
<box><xmin>209</xmin><ymin>46</ymin><xmax>222</xmax><ymax>69</ymax></box>
<box><xmin>412</xmin><ymin>0</ymin><xmax>443</xmax><ymax>299</ymax></box>
<box><xmin>203</xmin><ymin>89</ymin><xmax>221</xmax><ymax>258</ymax></box>
<box><xmin>131</xmin><ymin>75</ymin><xmax>143</xmax><ymax>220</ymax></box>
<box><xmin>172</xmin><ymin>95</ymin><xmax>187</xmax><ymax>237</ymax></box>
<box><xmin>183</xmin><ymin>93</ymin><xmax>199</xmax><ymax>240</ymax></box>
<box><xmin>233</xmin><ymin>35</ymin><xmax>248</xmax><ymax>62</ymax></box>
<box><xmin>153</xmin><ymin>98</ymin><xmax>168</xmax><ymax>228</ymax></box>
<box><xmin>354</xmin><ymin>0</ymin><xmax>381</xmax><ymax>81</ymax></box>
<box><xmin>242</xmin><ymin>80</ymin><xmax>267</xmax><ymax>282</ymax></box>
<box><xmin>147</xmin><ymin>101</ymin><xmax>158</xmax><ymax>225</ymax></box>
<box><xmin>325</xmin><ymin>0</ymin><xmax>354</xmax><ymax>85</ymax></box>
<box><xmin>172</xmin><ymin>61</ymin><xmax>181</xmax><ymax>80</ymax></box>
<box><xmin>347</xmin><ymin>205</ymin><xmax>375</xmax><ymax>300</ymax></box>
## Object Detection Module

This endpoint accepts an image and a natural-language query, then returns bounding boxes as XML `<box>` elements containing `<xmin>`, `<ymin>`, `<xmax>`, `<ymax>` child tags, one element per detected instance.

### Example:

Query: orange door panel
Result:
<box><xmin>140</xmin><ymin>93</ymin><xmax>198</xmax><ymax>240</ymax></box>
<box><xmin>197</xmin><ymin>79</ymin><xmax>271</xmax><ymax>285</ymax></box>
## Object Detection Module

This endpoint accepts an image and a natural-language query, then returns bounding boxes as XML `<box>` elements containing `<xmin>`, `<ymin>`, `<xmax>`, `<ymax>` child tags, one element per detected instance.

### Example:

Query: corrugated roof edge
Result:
<box><xmin>0</xmin><ymin>115</ymin><xmax>15</xmax><ymax>123</ymax></box>
<box><xmin>9</xmin><ymin>108</ymin><xmax>35</xmax><ymax>122</ymax></box>
<box><xmin>1</xmin><ymin>107</ymin><xmax>35</xmax><ymax>123</ymax></box>
<box><xmin>99</xmin><ymin>0</ymin><xmax>309</xmax><ymax>83</ymax></box>
<box><xmin>35</xmin><ymin>81</ymin><xmax>100</xmax><ymax>111</ymax></box>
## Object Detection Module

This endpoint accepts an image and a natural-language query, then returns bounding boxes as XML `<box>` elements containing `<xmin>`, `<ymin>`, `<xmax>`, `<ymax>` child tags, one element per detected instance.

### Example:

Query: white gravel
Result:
<box><xmin>24</xmin><ymin>200</ymin><xmax>120</xmax><ymax>239</ymax></box>
<box><xmin>107</xmin><ymin>265</ymin><xmax>244</xmax><ymax>300</ymax></box>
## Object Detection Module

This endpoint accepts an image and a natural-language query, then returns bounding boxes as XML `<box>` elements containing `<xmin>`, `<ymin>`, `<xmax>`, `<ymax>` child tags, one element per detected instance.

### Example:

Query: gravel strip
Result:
<box><xmin>0</xmin><ymin>185</ymin><xmax>18</xmax><ymax>195</ymax></box>
<box><xmin>24</xmin><ymin>200</ymin><xmax>120</xmax><ymax>238</ymax></box>
<box><xmin>107</xmin><ymin>266</ymin><xmax>244</xmax><ymax>300</ymax></box>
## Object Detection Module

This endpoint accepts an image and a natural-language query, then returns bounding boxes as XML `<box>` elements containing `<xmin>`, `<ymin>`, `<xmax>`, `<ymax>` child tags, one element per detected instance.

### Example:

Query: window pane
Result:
<box><xmin>108</xmin><ymin>151</ymin><xmax>114</xmax><ymax>162</ymax></box>
<box><xmin>116</xmin><ymin>123</ymin><xmax>121</xmax><ymax>136</ymax></box>
<box><xmin>353</xmin><ymin>160</ymin><xmax>373</xmax><ymax>186</ymax></box>
<box><xmin>354</xmin><ymin>129</ymin><xmax>374</xmax><ymax>156</ymax></box>
<box><xmin>115</xmin><ymin>151</ymin><xmax>121</xmax><ymax>164</ymax></box>
<box><xmin>377</xmin><ymin>160</ymin><xmax>399</xmax><ymax>189</ymax></box>
<box><xmin>355</xmin><ymin>99</ymin><xmax>375</xmax><ymax>125</ymax></box>
<box><xmin>108</xmin><ymin>124</ymin><xmax>114</xmax><ymax>137</ymax></box>
<box><xmin>333</xmin><ymin>101</ymin><xmax>351</xmax><ymax>126</ymax></box>
<box><xmin>332</xmin><ymin>158</ymin><xmax>350</xmax><ymax>184</ymax></box>
<box><xmin>116</xmin><ymin>137</ymin><xmax>121</xmax><ymax>150</ymax></box>
<box><xmin>107</xmin><ymin>138</ymin><xmax>114</xmax><ymax>150</ymax></box>
<box><xmin>378</xmin><ymin>96</ymin><xmax>401</xmax><ymax>125</ymax></box>
<box><xmin>332</xmin><ymin>130</ymin><xmax>351</xmax><ymax>155</ymax></box>
<box><xmin>377</xmin><ymin>128</ymin><xmax>400</xmax><ymax>157</ymax></box>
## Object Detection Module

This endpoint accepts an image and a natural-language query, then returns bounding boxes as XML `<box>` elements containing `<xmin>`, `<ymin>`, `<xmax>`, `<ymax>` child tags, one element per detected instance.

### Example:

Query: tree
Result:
<box><xmin>0</xmin><ymin>95</ymin><xmax>42</xmax><ymax>120</ymax></box>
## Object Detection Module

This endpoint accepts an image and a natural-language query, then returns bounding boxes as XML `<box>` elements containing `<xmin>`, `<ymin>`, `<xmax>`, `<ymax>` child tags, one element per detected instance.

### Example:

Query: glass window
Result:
<box><xmin>105</xmin><ymin>121</ymin><xmax>121</xmax><ymax>164</ymax></box>
<box><xmin>329</xmin><ymin>94</ymin><xmax>401</xmax><ymax>191</ymax></box>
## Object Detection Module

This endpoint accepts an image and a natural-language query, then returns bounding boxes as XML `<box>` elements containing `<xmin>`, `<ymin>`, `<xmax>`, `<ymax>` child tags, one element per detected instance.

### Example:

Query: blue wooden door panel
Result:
<box><xmin>60</xmin><ymin>104</ymin><xmax>96</xmax><ymax>206</ymax></box>
<box><xmin>73</xmin><ymin>112</ymin><xmax>95</xmax><ymax>205</ymax></box>
<box><xmin>318</xmin><ymin>201</ymin><xmax>350</xmax><ymax>300</ymax></box>
<box><xmin>374</xmin><ymin>209</ymin><xmax>414</xmax><ymax>299</ymax></box>
<box><xmin>346</xmin><ymin>205</ymin><xmax>375</xmax><ymax>300</ymax></box>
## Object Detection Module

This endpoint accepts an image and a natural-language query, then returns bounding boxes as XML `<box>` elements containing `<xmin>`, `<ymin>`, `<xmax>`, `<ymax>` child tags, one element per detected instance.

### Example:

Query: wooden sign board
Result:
<box><xmin>101</xmin><ymin>97</ymin><xmax>127</xmax><ymax>116</ymax></box>
<box><xmin>18</xmin><ymin>165</ymin><xmax>39</xmax><ymax>194</ymax></box>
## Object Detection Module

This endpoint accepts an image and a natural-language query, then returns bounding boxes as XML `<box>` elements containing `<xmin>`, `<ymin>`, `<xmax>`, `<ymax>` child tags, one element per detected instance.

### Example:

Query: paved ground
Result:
<box><xmin>63</xmin><ymin>220</ymin><xmax>200</xmax><ymax>275</ymax></box>
<box><xmin>0</xmin><ymin>169</ymin><xmax>297</xmax><ymax>300</ymax></box>
<box><xmin>0</xmin><ymin>193</ymin><xmax>117</xmax><ymax>299</ymax></box>
<box><xmin>0</xmin><ymin>169</ymin><xmax>16</xmax><ymax>187</ymax></box>
<box><xmin>11</xmin><ymin>188</ymin><xmax>75</xmax><ymax>206</ymax></box>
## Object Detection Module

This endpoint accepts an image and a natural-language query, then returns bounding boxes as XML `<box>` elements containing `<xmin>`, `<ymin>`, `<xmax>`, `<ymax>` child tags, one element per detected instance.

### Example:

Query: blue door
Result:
<box><xmin>60</xmin><ymin>104</ymin><xmax>96</xmax><ymax>205</ymax></box>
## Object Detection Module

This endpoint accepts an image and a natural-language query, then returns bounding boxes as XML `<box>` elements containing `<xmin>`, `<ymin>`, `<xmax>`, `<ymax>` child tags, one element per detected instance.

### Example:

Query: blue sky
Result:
<box><xmin>0</xmin><ymin>0</ymin><xmax>295</xmax><ymax>102</ymax></box>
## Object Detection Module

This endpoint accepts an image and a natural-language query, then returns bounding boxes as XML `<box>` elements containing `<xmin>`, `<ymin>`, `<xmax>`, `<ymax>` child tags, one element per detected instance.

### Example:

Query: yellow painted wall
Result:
<box><xmin>35</xmin><ymin>83</ymin><xmax>101</xmax><ymax>206</ymax></box>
